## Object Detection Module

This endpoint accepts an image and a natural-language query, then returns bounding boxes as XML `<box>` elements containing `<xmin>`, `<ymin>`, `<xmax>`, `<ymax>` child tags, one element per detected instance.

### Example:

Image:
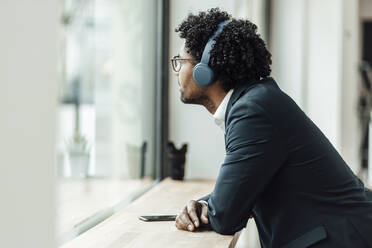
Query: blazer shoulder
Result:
<box><xmin>226</xmin><ymin>78</ymin><xmax>292</xmax><ymax>124</ymax></box>
<box><xmin>227</xmin><ymin>82</ymin><xmax>279</xmax><ymax>119</ymax></box>
<box><xmin>225</xmin><ymin>80</ymin><xmax>289</xmax><ymax>143</ymax></box>
<box><xmin>225</xmin><ymin>98</ymin><xmax>275</xmax><ymax>143</ymax></box>
<box><xmin>242</xmin><ymin>80</ymin><xmax>282</xmax><ymax>104</ymax></box>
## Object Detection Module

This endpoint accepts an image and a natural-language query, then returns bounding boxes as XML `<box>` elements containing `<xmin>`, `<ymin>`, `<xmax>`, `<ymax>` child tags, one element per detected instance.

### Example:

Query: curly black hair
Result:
<box><xmin>175</xmin><ymin>8</ymin><xmax>272</xmax><ymax>91</ymax></box>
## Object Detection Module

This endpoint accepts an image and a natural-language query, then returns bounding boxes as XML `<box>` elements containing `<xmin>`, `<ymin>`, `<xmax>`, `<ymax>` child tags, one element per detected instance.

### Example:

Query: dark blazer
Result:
<box><xmin>198</xmin><ymin>77</ymin><xmax>372</xmax><ymax>248</ymax></box>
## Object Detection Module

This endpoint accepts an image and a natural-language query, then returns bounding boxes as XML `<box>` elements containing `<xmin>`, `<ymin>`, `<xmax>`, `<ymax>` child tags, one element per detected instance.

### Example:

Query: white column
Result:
<box><xmin>340</xmin><ymin>0</ymin><xmax>360</xmax><ymax>173</ymax></box>
<box><xmin>306</xmin><ymin>0</ymin><xmax>343</xmax><ymax>150</ymax></box>
<box><xmin>270</xmin><ymin>0</ymin><xmax>308</xmax><ymax>109</ymax></box>
<box><xmin>0</xmin><ymin>1</ymin><xmax>59</xmax><ymax>247</ymax></box>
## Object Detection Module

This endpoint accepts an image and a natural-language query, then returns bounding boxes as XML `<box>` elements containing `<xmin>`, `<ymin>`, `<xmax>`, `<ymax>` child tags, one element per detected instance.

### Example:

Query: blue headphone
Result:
<box><xmin>193</xmin><ymin>20</ymin><xmax>231</xmax><ymax>87</ymax></box>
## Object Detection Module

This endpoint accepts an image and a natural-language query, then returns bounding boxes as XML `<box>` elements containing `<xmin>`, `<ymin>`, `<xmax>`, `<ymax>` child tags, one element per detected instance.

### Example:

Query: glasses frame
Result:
<box><xmin>170</xmin><ymin>55</ymin><xmax>197</xmax><ymax>72</ymax></box>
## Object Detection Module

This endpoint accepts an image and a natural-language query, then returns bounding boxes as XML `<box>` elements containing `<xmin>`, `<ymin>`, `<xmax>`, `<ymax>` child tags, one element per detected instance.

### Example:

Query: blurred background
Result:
<box><xmin>1</xmin><ymin>0</ymin><xmax>371</xmax><ymax>247</ymax></box>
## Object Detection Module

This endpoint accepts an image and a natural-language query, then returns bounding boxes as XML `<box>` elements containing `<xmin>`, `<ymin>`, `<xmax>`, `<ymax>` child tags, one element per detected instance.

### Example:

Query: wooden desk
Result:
<box><xmin>57</xmin><ymin>178</ymin><xmax>153</xmax><ymax>237</ymax></box>
<box><xmin>62</xmin><ymin>178</ymin><xmax>234</xmax><ymax>248</ymax></box>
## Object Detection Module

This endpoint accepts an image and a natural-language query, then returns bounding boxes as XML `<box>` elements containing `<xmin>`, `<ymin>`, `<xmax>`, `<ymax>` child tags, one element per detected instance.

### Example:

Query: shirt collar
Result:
<box><xmin>213</xmin><ymin>89</ymin><xmax>234</xmax><ymax>133</ymax></box>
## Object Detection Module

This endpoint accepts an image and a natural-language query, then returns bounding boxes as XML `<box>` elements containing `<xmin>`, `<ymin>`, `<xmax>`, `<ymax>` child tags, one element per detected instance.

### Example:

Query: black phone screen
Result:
<box><xmin>138</xmin><ymin>215</ymin><xmax>177</xmax><ymax>222</ymax></box>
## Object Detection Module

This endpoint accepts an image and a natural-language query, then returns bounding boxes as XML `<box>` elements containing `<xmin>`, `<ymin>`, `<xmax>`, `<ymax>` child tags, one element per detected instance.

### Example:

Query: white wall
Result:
<box><xmin>306</xmin><ymin>0</ymin><xmax>344</xmax><ymax>149</ymax></box>
<box><xmin>340</xmin><ymin>0</ymin><xmax>360</xmax><ymax>174</ymax></box>
<box><xmin>271</xmin><ymin>0</ymin><xmax>360</xmax><ymax>172</ymax></box>
<box><xmin>270</xmin><ymin>0</ymin><xmax>308</xmax><ymax>108</ymax></box>
<box><xmin>0</xmin><ymin>1</ymin><xmax>59</xmax><ymax>247</ymax></box>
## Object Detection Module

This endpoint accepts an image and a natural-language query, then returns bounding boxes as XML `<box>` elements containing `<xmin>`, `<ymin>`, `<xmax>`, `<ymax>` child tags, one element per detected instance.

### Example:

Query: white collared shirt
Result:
<box><xmin>213</xmin><ymin>89</ymin><xmax>234</xmax><ymax>133</ymax></box>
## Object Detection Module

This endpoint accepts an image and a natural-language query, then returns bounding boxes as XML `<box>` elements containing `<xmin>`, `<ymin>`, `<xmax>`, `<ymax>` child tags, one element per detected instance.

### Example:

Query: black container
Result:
<box><xmin>167</xmin><ymin>142</ymin><xmax>188</xmax><ymax>180</ymax></box>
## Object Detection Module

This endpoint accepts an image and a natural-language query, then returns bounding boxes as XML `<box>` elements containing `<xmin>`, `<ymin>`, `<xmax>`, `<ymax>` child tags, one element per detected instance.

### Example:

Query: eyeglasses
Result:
<box><xmin>170</xmin><ymin>55</ymin><xmax>196</xmax><ymax>72</ymax></box>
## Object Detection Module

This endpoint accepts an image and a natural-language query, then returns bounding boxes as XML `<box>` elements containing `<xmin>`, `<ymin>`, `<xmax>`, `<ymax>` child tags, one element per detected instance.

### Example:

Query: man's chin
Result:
<box><xmin>180</xmin><ymin>93</ymin><xmax>199</xmax><ymax>105</ymax></box>
<box><xmin>179</xmin><ymin>90</ymin><xmax>205</xmax><ymax>105</ymax></box>
<box><xmin>180</xmin><ymin>94</ymin><xmax>190</xmax><ymax>104</ymax></box>
<box><xmin>180</xmin><ymin>92</ymin><xmax>192</xmax><ymax>104</ymax></box>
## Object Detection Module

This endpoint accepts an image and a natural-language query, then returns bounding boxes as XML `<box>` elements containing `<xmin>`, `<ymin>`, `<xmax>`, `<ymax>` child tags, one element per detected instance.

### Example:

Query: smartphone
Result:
<box><xmin>138</xmin><ymin>215</ymin><xmax>177</xmax><ymax>222</ymax></box>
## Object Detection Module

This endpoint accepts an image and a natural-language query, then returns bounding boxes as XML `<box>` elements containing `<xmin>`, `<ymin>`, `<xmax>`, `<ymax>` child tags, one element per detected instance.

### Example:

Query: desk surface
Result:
<box><xmin>57</xmin><ymin>178</ymin><xmax>153</xmax><ymax>237</ymax></box>
<box><xmin>62</xmin><ymin>178</ymin><xmax>234</xmax><ymax>248</ymax></box>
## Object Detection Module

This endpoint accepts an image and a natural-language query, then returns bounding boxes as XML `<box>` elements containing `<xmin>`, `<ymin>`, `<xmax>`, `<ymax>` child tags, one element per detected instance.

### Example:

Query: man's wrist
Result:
<box><xmin>198</xmin><ymin>200</ymin><xmax>208</xmax><ymax>207</ymax></box>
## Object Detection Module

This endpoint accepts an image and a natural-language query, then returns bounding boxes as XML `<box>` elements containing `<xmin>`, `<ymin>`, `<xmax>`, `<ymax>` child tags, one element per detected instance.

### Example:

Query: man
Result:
<box><xmin>172</xmin><ymin>8</ymin><xmax>372</xmax><ymax>248</ymax></box>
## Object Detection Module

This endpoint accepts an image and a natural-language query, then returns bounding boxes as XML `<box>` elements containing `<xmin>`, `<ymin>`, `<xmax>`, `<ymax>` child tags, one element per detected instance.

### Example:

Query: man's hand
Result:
<box><xmin>175</xmin><ymin>200</ymin><xmax>209</xmax><ymax>232</ymax></box>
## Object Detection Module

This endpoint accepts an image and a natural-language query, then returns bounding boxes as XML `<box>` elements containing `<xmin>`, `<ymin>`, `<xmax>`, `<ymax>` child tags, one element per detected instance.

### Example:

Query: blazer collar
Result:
<box><xmin>225</xmin><ymin>77</ymin><xmax>275</xmax><ymax>124</ymax></box>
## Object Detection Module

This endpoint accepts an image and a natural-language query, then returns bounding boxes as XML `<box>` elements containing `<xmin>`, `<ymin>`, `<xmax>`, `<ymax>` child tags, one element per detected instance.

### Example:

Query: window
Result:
<box><xmin>56</xmin><ymin>0</ymin><xmax>160</xmax><ymax>244</ymax></box>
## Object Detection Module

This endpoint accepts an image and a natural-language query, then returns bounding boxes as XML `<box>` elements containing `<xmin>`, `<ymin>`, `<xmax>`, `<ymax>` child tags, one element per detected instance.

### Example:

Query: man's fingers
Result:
<box><xmin>187</xmin><ymin>200</ymin><xmax>200</xmax><ymax>228</ymax></box>
<box><xmin>200</xmin><ymin>202</ymin><xmax>209</xmax><ymax>224</ymax></box>
<box><xmin>175</xmin><ymin>216</ymin><xmax>181</xmax><ymax>229</ymax></box>
<box><xmin>175</xmin><ymin>200</ymin><xmax>209</xmax><ymax>232</ymax></box>
<box><xmin>181</xmin><ymin>208</ymin><xmax>195</xmax><ymax>231</ymax></box>
<box><xmin>175</xmin><ymin>207</ymin><xmax>195</xmax><ymax>231</ymax></box>
<box><xmin>175</xmin><ymin>214</ymin><xmax>184</xmax><ymax>229</ymax></box>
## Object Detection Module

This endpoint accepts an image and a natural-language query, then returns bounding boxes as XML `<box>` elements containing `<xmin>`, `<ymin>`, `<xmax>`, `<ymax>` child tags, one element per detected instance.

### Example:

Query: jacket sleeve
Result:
<box><xmin>197</xmin><ymin>194</ymin><xmax>210</xmax><ymax>202</ymax></box>
<box><xmin>207</xmin><ymin>101</ymin><xmax>287</xmax><ymax>235</ymax></box>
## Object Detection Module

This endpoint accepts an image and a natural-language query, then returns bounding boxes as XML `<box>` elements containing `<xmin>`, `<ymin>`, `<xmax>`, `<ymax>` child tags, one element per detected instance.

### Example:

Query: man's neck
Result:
<box><xmin>202</xmin><ymin>83</ymin><xmax>228</xmax><ymax>115</ymax></box>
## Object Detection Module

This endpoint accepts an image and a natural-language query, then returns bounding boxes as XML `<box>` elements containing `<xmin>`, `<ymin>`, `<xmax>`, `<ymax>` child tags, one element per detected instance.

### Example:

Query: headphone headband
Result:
<box><xmin>200</xmin><ymin>20</ymin><xmax>231</xmax><ymax>64</ymax></box>
<box><xmin>192</xmin><ymin>20</ymin><xmax>231</xmax><ymax>87</ymax></box>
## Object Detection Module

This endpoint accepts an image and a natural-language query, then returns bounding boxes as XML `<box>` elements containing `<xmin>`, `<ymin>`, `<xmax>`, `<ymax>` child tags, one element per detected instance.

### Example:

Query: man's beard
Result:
<box><xmin>178</xmin><ymin>79</ymin><xmax>211</xmax><ymax>106</ymax></box>
<box><xmin>180</xmin><ymin>88</ymin><xmax>209</xmax><ymax>106</ymax></box>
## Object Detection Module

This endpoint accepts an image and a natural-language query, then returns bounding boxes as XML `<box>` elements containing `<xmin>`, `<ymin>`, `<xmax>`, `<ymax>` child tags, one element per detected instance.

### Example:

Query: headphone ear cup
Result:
<box><xmin>193</xmin><ymin>63</ymin><xmax>215</xmax><ymax>87</ymax></box>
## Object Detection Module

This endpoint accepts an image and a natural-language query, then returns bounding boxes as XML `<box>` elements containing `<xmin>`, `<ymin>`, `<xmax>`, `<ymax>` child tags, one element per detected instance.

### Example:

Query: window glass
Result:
<box><xmin>56</xmin><ymin>0</ymin><xmax>157</xmax><ymax>243</ymax></box>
